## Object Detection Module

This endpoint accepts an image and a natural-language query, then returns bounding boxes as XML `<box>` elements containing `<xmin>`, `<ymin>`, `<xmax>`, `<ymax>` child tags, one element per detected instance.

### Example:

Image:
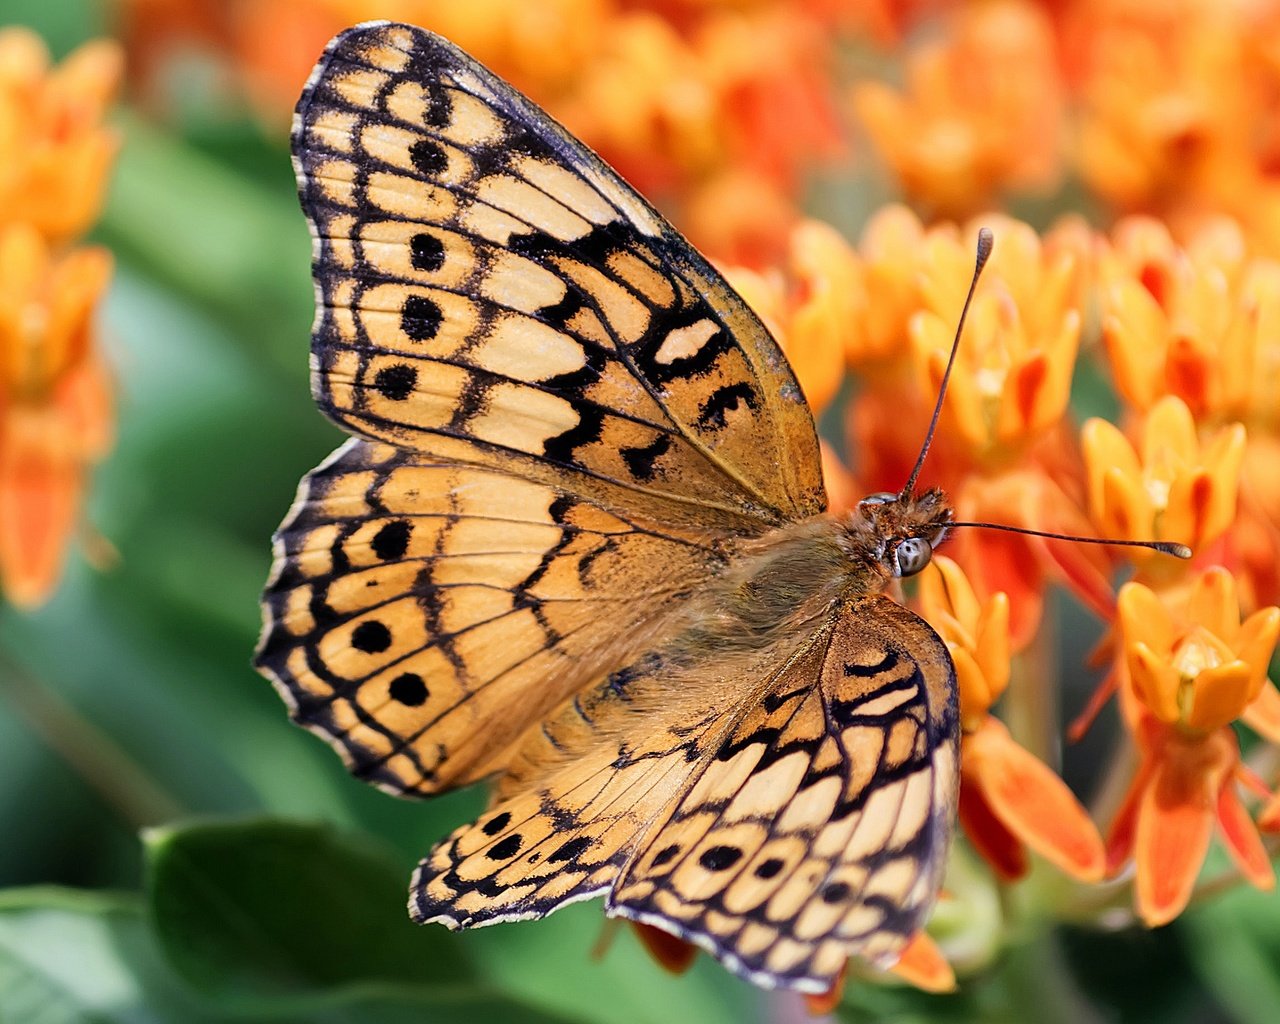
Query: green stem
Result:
<box><xmin>0</xmin><ymin>649</ymin><xmax>185</xmax><ymax>828</ymax></box>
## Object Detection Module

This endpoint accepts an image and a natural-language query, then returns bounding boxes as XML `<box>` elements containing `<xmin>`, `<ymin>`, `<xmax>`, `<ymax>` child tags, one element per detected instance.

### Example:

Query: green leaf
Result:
<box><xmin>0</xmin><ymin>885</ymin><xmax>583</xmax><ymax>1024</ymax></box>
<box><xmin>1181</xmin><ymin>881</ymin><xmax>1280</xmax><ymax>1024</ymax></box>
<box><xmin>144</xmin><ymin>819</ymin><xmax>471</xmax><ymax>1000</ymax></box>
<box><xmin>0</xmin><ymin>886</ymin><xmax>220</xmax><ymax>1024</ymax></box>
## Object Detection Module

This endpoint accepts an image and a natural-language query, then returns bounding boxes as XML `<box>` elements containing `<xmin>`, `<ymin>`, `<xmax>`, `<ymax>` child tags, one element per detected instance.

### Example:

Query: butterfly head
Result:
<box><xmin>849</xmin><ymin>488</ymin><xmax>953</xmax><ymax>580</ymax></box>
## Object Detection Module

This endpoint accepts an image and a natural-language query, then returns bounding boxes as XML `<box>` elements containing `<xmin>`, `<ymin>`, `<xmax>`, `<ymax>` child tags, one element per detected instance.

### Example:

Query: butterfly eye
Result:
<box><xmin>893</xmin><ymin>537</ymin><xmax>932</xmax><ymax>578</ymax></box>
<box><xmin>859</xmin><ymin>492</ymin><xmax>897</xmax><ymax>508</ymax></box>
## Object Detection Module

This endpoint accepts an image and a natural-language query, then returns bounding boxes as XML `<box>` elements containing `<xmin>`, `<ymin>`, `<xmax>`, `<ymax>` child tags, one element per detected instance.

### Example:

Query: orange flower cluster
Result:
<box><xmin>118</xmin><ymin>0</ymin><xmax>845</xmax><ymax>266</ymax></box>
<box><xmin>853</xmin><ymin>0</ymin><xmax>1280</xmax><ymax>256</ymax></box>
<box><xmin>743</xmin><ymin>203</ymin><xmax>1280</xmax><ymax>955</ymax></box>
<box><xmin>0</xmin><ymin>28</ymin><xmax>120</xmax><ymax>607</ymax></box>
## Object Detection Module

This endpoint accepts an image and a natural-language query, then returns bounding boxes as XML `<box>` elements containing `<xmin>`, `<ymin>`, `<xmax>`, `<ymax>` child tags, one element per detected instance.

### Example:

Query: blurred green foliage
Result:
<box><xmin>2</xmin><ymin>4</ymin><xmax>1279</xmax><ymax>1023</ymax></box>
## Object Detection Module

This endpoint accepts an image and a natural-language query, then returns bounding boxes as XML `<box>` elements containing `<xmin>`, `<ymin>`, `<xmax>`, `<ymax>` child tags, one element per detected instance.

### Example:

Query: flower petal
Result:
<box><xmin>959</xmin><ymin>763</ymin><xmax>1028</xmax><ymax>881</ymax></box>
<box><xmin>1242</xmin><ymin>680</ymin><xmax>1280</xmax><ymax>745</ymax></box>
<box><xmin>1215</xmin><ymin>781</ymin><xmax>1275</xmax><ymax>892</ymax></box>
<box><xmin>629</xmin><ymin>921</ymin><xmax>698</xmax><ymax>976</ymax></box>
<box><xmin>1129</xmin><ymin>643</ymin><xmax>1182</xmax><ymax>724</ymax></box>
<box><xmin>0</xmin><ymin>404</ymin><xmax>83</xmax><ymax>608</ymax></box>
<box><xmin>887</xmin><ymin>931</ymin><xmax>956</xmax><ymax>993</ymax></box>
<box><xmin>1133</xmin><ymin>730</ymin><xmax>1234</xmax><ymax>926</ymax></box>
<box><xmin>964</xmin><ymin>717</ymin><xmax>1105</xmax><ymax>881</ymax></box>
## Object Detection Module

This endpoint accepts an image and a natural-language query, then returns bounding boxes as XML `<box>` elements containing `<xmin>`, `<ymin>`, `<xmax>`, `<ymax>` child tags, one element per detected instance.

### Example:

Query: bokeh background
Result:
<box><xmin>3</xmin><ymin>1</ymin><xmax>1280</xmax><ymax>1022</ymax></box>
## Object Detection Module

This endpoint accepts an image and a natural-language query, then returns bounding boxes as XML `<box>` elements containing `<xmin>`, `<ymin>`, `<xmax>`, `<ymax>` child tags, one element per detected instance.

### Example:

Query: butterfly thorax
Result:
<box><xmin>667</xmin><ymin>488</ymin><xmax>953</xmax><ymax>661</ymax></box>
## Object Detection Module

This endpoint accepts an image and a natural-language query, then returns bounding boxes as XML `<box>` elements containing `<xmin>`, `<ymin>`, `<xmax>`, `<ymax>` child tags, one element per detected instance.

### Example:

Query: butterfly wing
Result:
<box><xmin>255</xmin><ymin>438</ymin><xmax>724</xmax><ymax>795</ymax></box>
<box><xmin>410</xmin><ymin>596</ymin><xmax>958</xmax><ymax>992</ymax></box>
<box><xmin>610</xmin><ymin>597</ymin><xmax>958</xmax><ymax>990</ymax></box>
<box><xmin>291</xmin><ymin>21</ymin><xmax>825</xmax><ymax>530</ymax></box>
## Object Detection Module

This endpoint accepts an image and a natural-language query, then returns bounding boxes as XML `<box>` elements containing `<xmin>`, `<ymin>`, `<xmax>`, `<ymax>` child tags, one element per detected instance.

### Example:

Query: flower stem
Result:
<box><xmin>0</xmin><ymin>649</ymin><xmax>185</xmax><ymax>828</ymax></box>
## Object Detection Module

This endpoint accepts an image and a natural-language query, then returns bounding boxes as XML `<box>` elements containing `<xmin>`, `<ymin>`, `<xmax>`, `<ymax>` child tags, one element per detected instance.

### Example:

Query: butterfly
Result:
<box><xmin>255</xmin><ymin>20</ymin><xmax>960</xmax><ymax>995</ymax></box>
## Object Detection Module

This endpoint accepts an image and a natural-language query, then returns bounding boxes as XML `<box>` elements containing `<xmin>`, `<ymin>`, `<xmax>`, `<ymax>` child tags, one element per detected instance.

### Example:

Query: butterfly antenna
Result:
<box><xmin>900</xmin><ymin>227</ymin><xmax>994</xmax><ymax>499</ymax></box>
<box><xmin>947</xmin><ymin>520</ymin><xmax>1191</xmax><ymax>559</ymax></box>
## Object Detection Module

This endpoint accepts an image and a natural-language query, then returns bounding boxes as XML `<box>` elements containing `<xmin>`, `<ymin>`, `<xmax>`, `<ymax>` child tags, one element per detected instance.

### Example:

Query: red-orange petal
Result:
<box><xmin>959</xmin><ymin>764</ymin><xmax>1028</xmax><ymax>881</ymax></box>
<box><xmin>0</xmin><ymin>405</ymin><xmax>83</xmax><ymax>608</ymax></box>
<box><xmin>628</xmin><ymin>921</ymin><xmax>698</xmax><ymax>976</ymax></box>
<box><xmin>803</xmin><ymin>962</ymin><xmax>846</xmax><ymax>1015</ymax></box>
<box><xmin>886</xmin><ymin>931</ymin><xmax>956</xmax><ymax>993</ymax></box>
<box><xmin>964</xmin><ymin>717</ymin><xmax>1105</xmax><ymax>881</ymax></box>
<box><xmin>1215</xmin><ymin>781</ymin><xmax>1276</xmax><ymax>891</ymax></box>
<box><xmin>1133</xmin><ymin>731</ymin><xmax>1234</xmax><ymax>926</ymax></box>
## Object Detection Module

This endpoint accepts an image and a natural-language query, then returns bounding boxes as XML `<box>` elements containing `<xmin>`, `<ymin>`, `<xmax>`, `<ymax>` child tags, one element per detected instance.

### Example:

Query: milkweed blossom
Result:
<box><xmin>0</xmin><ymin>28</ymin><xmax>119</xmax><ymax>608</ymax></box>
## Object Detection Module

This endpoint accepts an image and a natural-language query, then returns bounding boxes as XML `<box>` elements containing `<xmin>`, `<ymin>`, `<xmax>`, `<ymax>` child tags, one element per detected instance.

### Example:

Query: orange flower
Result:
<box><xmin>804</xmin><ymin>930</ymin><xmax>956</xmax><ymax>1014</ymax></box>
<box><xmin>1081</xmin><ymin>395</ymin><xmax>1245</xmax><ymax>565</ymax></box>
<box><xmin>919</xmin><ymin>556</ymin><xmax>1105</xmax><ymax>883</ymax></box>
<box><xmin>1099</xmin><ymin>217</ymin><xmax>1280</xmax><ymax>421</ymax></box>
<box><xmin>0</xmin><ymin>225</ymin><xmax>114</xmax><ymax>608</ymax></box>
<box><xmin>1075</xmin><ymin>8</ymin><xmax>1244</xmax><ymax>216</ymax></box>
<box><xmin>560</xmin><ymin>7</ymin><xmax>843</xmax><ymax>263</ymax></box>
<box><xmin>0</xmin><ymin>28</ymin><xmax>122</xmax><ymax>243</ymax></box>
<box><xmin>852</xmin><ymin>1</ymin><xmax>1064</xmax><ymax>218</ymax></box>
<box><xmin>1110</xmin><ymin>570</ymin><xmax>1280</xmax><ymax>925</ymax></box>
<box><xmin>908</xmin><ymin>216</ymin><xmax>1081</xmax><ymax>466</ymax></box>
<box><xmin>725</xmin><ymin>219</ymin><xmax>859</xmax><ymax>414</ymax></box>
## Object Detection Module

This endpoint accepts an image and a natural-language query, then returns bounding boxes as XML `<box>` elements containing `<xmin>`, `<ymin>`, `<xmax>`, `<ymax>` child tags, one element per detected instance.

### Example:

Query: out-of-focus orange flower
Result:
<box><xmin>628</xmin><ymin>921</ymin><xmax>697</xmax><ymax>976</ymax></box>
<box><xmin>1237</xmin><ymin>433</ymin><xmax>1280</xmax><ymax>610</ymax></box>
<box><xmin>909</xmin><ymin>217</ymin><xmax>1081</xmax><ymax>465</ymax></box>
<box><xmin>803</xmin><ymin>930</ymin><xmax>957</xmax><ymax>1013</ymax></box>
<box><xmin>1075</xmin><ymin>8</ymin><xmax>1247</xmax><ymax>218</ymax></box>
<box><xmin>119</xmin><ymin>1</ymin><xmax>843</xmax><ymax>266</ymax></box>
<box><xmin>1082</xmin><ymin>395</ymin><xmax>1245</xmax><ymax>566</ymax></box>
<box><xmin>919</xmin><ymin>556</ymin><xmax>1105</xmax><ymax>883</ymax></box>
<box><xmin>0</xmin><ymin>28</ymin><xmax>122</xmax><ymax>243</ymax></box>
<box><xmin>1097</xmin><ymin>216</ymin><xmax>1280</xmax><ymax>606</ymax></box>
<box><xmin>852</xmin><ymin>0</ymin><xmax>1064</xmax><ymax>218</ymax></box>
<box><xmin>1099</xmin><ymin>217</ymin><xmax>1280</xmax><ymax>421</ymax></box>
<box><xmin>840</xmin><ymin>205</ymin><xmax>926</xmax><ymax>371</ymax></box>
<box><xmin>561</xmin><ymin>6</ymin><xmax>843</xmax><ymax>263</ymax></box>
<box><xmin>1109</xmin><ymin>570</ymin><xmax>1280</xmax><ymax>925</ymax></box>
<box><xmin>0</xmin><ymin>225</ymin><xmax>114</xmax><ymax>608</ymax></box>
<box><xmin>884</xmin><ymin>930</ymin><xmax>956</xmax><ymax>994</ymax></box>
<box><xmin>726</xmin><ymin>219</ymin><xmax>859</xmax><ymax>414</ymax></box>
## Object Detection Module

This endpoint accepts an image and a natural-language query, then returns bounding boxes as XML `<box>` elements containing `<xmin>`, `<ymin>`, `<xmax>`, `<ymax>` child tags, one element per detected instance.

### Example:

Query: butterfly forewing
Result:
<box><xmin>256</xmin><ymin>438</ymin><xmax>725</xmax><ymax>794</ymax></box>
<box><xmin>291</xmin><ymin>21</ymin><xmax>824</xmax><ymax>528</ymax></box>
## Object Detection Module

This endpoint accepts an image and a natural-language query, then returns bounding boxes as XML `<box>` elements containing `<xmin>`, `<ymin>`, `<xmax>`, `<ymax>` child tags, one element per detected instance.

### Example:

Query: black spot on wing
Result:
<box><xmin>402</xmin><ymin>295</ymin><xmax>443</xmax><ymax>341</ymax></box>
<box><xmin>389</xmin><ymin>672</ymin><xmax>428</xmax><ymax>706</ymax></box>
<box><xmin>374</xmin><ymin>364</ymin><xmax>416</xmax><ymax>401</ymax></box>
<box><xmin>410</xmin><ymin>232</ymin><xmax>446</xmax><ymax>272</ymax></box>
<box><xmin>351</xmin><ymin>620</ymin><xmax>391</xmax><ymax>653</ymax></box>
<box><xmin>371</xmin><ymin>520</ymin><xmax>411</xmax><ymax>560</ymax></box>
<box><xmin>541</xmin><ymin>404</ymin><xmax>605</xmax><ymax>465</ymax></box>
<box><xmin>409</xmin><ymin>138</ymin><xmax>448</xmax><ymax>176</ymax></box>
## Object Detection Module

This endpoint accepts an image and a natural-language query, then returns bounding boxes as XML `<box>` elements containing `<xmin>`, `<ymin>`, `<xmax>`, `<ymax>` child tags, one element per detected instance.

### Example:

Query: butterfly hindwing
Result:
<box><xmin>409</xmin><ymin>596</ymin><xmax>958</xmax><ymax>992</ymax></box>
<box><xmin>609</xmin><ymin>597</ymin><xmax>958</xmax><ymax>991</ymax></box>
<box><xmin>292</xmin><ymin>21</ymin><xmax>825</xmax><ymax>530</ymax></box>
<box><xmin>255</xmin><ymin>438</ymin><xmax>725</xmax><ymax>795</ymax></box>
